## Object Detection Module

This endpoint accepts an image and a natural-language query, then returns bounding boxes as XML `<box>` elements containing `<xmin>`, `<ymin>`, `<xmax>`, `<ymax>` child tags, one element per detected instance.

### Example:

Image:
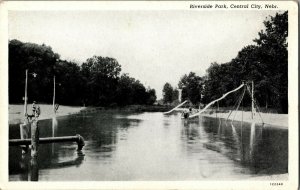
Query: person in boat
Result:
<box><xmin>182</xmin><ymin>111</ymin><xmax>189</xmax><ymax>119</ymax></box>
<box><xmin>182</xmin><ymin>107</ymin><xmax>193</xmax><ymax>119</ymax></box>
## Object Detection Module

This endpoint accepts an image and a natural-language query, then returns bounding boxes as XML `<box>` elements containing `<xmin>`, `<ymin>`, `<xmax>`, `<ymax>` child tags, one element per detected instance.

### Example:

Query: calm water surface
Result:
<box><xmin>9</xmin><ymin>111</ymin><xmax>288</xmax><ymax>181</ymax></box>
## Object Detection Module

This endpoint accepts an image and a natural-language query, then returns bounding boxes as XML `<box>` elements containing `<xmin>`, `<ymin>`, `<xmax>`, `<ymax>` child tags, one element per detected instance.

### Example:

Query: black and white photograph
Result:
<box><xmin>0</xmin><ymin>1</ymin><xmax>298</xmax><ymax>189</ymax></box>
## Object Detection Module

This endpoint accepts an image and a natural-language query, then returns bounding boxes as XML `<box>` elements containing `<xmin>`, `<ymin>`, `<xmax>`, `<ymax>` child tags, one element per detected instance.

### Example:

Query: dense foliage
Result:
<box><xmin>178</xmin><ymin>72</ymin><xmax>203</xmax><ymax>105</ymax></box>
<box><xmin>162</xmin><ymin>83</ymin><xmax>179</xmax><ymax>104</ymax></box>
<box><xmin>115</xmin><ymin>74</ymin><xmax>156</xmax><ymax>106</ymax></box>
<box><xmin>9</xmin><ymin>40</ymin><xmax>59</xmax><ymax>103</ymax></box>
<box><xmin>9</xmin><ymin>41</ymin><xmax>156</xmax><ymax>106</ymax></box>
<box><xmin>171</xmin><ymin>11</ymin><xmax>288</xmax><ymax>113</ymax></box>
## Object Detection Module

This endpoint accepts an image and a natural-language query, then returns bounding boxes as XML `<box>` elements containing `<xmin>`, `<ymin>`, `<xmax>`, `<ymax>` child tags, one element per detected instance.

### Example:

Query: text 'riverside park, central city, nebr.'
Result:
<box><xmin>190</xmin><ymin>3</ymin><xmax>278</xmax><ymax>9</ymax></box>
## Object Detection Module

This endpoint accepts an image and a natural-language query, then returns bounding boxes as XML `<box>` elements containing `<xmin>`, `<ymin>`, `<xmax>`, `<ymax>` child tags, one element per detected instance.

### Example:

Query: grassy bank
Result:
<box><xmin>9</xmin><ymin>104</ymin><xmax>85</xmax><ymax>124</ymax></box>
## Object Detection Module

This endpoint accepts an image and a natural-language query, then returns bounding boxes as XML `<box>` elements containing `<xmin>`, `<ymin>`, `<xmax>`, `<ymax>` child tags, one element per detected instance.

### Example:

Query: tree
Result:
<box><xmin>54</xmin><ymin>60</ymin><xmax>83</xmax><ymax>105</ymax></box>
<box><xmin>254</xmin><ymin>11</ymin><xmax>288</xmax><ymax>113</ymax></box>
<box><xmin>114</xmin><ymin>74</ymin><xmax>156</xmax><ymax>106</ymax></box>
<box><xmin>81</xmin><ymin>56</ymin><xmax>121</xmax><ymax>106</ymax></box>
<box><xmin>9</xmin><ymin>40</ymin><xmax>59</xmax><ymax>103</ymax></box>
<box><xmin>173</xmin><ymin>88</ymin><xmax>179</xmax><ymax>102</ymax></box>
<box><xmin>131</xmin><ymin>79</ymin><xmax>148</xmax><ymax>105</ymax></box>
<box><xmin>115</xmin><ymin>74</ymin><xmax>136</xmax><ymax>105</ymax></box>
<box><xmin>9</xmin><ymin>40</ymin><xmax>157</xmax><ymax>107</ymax></box>
<box><xmin>162</xmin><ymin>83</ymin><xmax>174</xmax><ymax>104</ymax></box>
<box><xmin>178</xmin><ymin>72</ymin><xmax>203</xmax><ymax>105</ymax></box>
<box><xmin>202</xmin><ymin>11</ymin><xmax>288</xmax><ymax>113</ymax></box>
<box><xmin>146</xmin><ymin>88</ymin><xmax>157</xmax><ymax>105</ymax></box>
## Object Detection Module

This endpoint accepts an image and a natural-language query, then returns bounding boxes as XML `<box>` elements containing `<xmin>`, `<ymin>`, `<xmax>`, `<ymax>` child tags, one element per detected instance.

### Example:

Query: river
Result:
<box><xmin>9</xmin><ymin>111</ymin><xmax>288</xmax><ymax>181</ymax></box>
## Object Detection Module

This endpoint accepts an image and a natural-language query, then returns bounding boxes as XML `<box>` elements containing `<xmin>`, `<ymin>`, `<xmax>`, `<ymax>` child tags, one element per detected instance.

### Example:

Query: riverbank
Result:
<box><xmin>9</xmin><ymin>104</ymin><xmax>85</xmax><ymax>124</ymax></box>
<box><xmin>10</xmin><ymin>104</ymin><xmax>288</xmax><ymax>128</ymax></box>
<box><xmin>199</xmin><ymin>110</ymin><xmax>288</xmax><ymax>129</ymax></box>
<box><xmin>80</xmin><ymin>104</ymin><xmax>173</xmax><ymax>114</ymax></box>
<box><xmin>174</xmin><ymin>107</ymin><xmax>288</xmax><ymax>128</ymax></box>
<box><xmin>9</xmin><ymin>104</ymin><xmax>173</xmax><ymax>124</ymax></box>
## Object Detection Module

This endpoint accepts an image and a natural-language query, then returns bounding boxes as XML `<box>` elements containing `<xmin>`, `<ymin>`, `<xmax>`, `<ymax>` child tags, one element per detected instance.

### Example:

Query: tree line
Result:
<box><xmin>9</xmin><ymin>40</ymin><xmax>156</xmax><ymax>106</ymax></box>
<box><xmin>162</xmin><ymin>11</ymin><xmax>288</xmax><ymax>113</ymax></box>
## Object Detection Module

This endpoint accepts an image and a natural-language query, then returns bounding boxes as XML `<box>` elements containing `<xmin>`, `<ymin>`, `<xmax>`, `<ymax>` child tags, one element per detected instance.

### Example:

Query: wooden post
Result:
<box><xmin>31</xmin><ymin>119</ymin><xmax>39</xmax><ymax>157</ymax></box>
<box><xmin>53</xmin><ymin>76</ymin><xmax>56</xmax><ymax>114</ymax></box>
<box><xmin>52</xmin><ymin>116</ymin><xmax>57</xmax><ymax>155</ymax></box>
<box><xmin>249</xmin><ymin>122</ymin><xmax>256</xmax><ymax>159</ymax></box>
<box><xmin>29</xmin><ymin>156</ymin><xmax>39</xmax><ymax>181</ymax></box>
<box><xmin>21</xmin><ymin>69</ymin><xmax>29</xmax><ymax>154</ymax></box>
<box><xmin>251</xmin><ymin>81</ymin><xmax>255</xmax><ymax>119</ymax></box>
<box><xmin>20</xmin><ymin>122</ymin><xmax>30</xmax><ymax>154</ymax></box>
<box><xmin>24</xmin><ymin>69</ymin><xmax>28</xmax><ymax>117</ymax></box>
<box><xmin>10</xmin><ymin>135</ymin><xmax>85</xmax><ymax>151</ymax></box>
<box><xmin>76</xmin><ymin>134</ymin><xmax>85</xmax><ymax>151</ymax></box>
<box><xmin>178</xmin><ymin>89</ymin><xmax>182</xmax><ymax>103</ymax></box>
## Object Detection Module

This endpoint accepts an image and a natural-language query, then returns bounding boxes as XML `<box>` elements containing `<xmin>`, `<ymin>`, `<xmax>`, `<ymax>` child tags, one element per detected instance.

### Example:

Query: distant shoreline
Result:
<box><xmin>9</xmin><ymin>104</ymin><xmax>288</xmax><ymax>129</ymax></box>
<box><xmin>9</xmin><ymin>104</ymin><xmax>173</xmax><ymax>125</ymax></box>
<box><xmin>80</xmin><ymin>104</ymin><xmax>173</xmax><ymax>113</ymax></box>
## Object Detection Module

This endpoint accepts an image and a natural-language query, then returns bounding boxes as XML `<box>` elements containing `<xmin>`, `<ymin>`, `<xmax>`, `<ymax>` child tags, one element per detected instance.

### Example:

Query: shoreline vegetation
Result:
<box><xmin>9</xmin><ymin>104</ymin><xmax>288</xmax><ymax>129</ymax></box>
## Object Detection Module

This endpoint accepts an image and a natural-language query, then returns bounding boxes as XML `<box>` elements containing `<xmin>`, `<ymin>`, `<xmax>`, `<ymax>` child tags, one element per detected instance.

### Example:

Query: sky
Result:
<box><xmin>9</xmin><ymin>10</ymin><xmax>277</xmax><ymax>99</ymax></box>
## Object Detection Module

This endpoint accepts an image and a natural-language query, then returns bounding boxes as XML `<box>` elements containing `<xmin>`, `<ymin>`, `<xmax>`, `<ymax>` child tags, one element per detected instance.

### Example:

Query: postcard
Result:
<box><xmin>0</xmin><ymin>1</ymin><xmax>298</xmax><ymax>189</ymax></box>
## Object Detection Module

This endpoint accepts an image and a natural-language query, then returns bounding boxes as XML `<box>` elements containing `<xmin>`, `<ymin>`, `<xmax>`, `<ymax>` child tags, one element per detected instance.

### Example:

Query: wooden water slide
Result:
<box><xmin>189</xmin><ymin>83</ymin><xmax>245</xmax><ymax>118</ymax></box>
<box><xmin>163</xmin><ymin>100</ymin><xmax>188</xmax><ymax>114</ymax></box>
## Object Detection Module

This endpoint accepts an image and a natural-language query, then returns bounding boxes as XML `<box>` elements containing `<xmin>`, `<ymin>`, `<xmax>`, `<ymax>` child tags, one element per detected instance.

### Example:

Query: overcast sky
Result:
<box><xmin>9</xmin><ymin>11</ymin><xmax>277</xmax><ymax>99</ymax></box>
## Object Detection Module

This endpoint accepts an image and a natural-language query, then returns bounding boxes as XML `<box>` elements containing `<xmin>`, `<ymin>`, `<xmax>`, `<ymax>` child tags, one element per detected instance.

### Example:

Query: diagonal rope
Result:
<box><xmin>226</xmin><ymin>94</ymin><xmax>241</xmax><ymax>120</ymax></box>
<box><xmin>218</xmin><ymin>101</ymin><xmax>222</xmax><ymax>122</ymax></box>
<box><xmin>253</xmin><ymin>98</ymin><xmax>264</xmax><ymax>124</ymax></box>
<box><xmin>226</xmin><ymin>86</ymin><xmax>246</xmax><ymax>121</ymax></box>
<box><xmin>163</xmin><ymin>100</ymin><xmax>188</xmax><ymax>114</ymax></box>
<box><xmin>189</xmin><ymin>83</ymin><xmax>245</xmax><ymax>118</ymax></box>
<box><xmin>241</xmin><ymin>94</ymin><xmax>244</xmax><ymax>124</ymax></box>
<box><xmin>232</xmin><ymin>87</ymin><xmax>246</xmax><ymax>122</ymax></box>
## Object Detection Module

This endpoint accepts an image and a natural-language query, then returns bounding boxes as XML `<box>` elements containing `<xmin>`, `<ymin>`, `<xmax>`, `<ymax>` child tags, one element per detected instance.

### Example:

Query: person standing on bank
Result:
<box><xmin>21</xmin><ymin>101</ymin><xmax>41</xmax><ymax>154</ymax></box>
<box><xmin>26</xmin><ymin>101</ymin><xmax>41</xmax><ymax>120</ymax></box>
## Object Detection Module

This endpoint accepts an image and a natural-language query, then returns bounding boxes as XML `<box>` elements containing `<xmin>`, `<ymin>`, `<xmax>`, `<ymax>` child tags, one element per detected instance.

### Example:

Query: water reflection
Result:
<box><xmin>29</xmin><ymin>156</ymin><xmax>39</xmax><ymax>181</ymax></box>
<box><xmin>15</xmin><ymin>150</ymin><xmax>85</xmax><ymax>181</ymax></box>
<box><xmin>199</xmin><ymin>117</ymin><xmax>287</xmax><ymax>175</ymax></box>
<box><xmin>9</xmin><ymin>111</ymin><xmax>288</xmax><ymax>181</ymax></box>
<box><xmin>10</xmin><ymin>115</ymin><xmax>86</xmax><ymax>181</ymax></box>
<box><xmin>181</xmin><ymin>120</ymin><xmax>199</xmax><ymax>141</ymax></box>
<box><xmin>18</xmin><ymin>154</ymin><xmax>39</xmax><ymax>181</ymax></box>
<box><xmin>230</xmin><ymin>123</ymin><xmax>241</xmax><ymax>161</ymax></box>
<box><xmin>249</xmin><ymin>122</ymin><xmax>256</xmax><ymax>160</ymax></box>
<box><xmin>51</xmin><ymin>116</ymin><xmax>58</xmax><ymax>155</ymax></box>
